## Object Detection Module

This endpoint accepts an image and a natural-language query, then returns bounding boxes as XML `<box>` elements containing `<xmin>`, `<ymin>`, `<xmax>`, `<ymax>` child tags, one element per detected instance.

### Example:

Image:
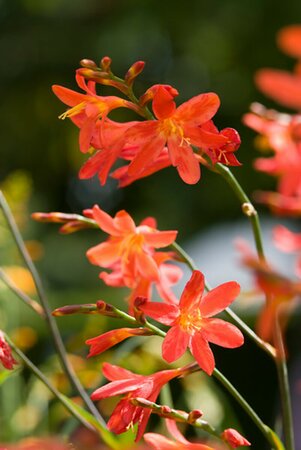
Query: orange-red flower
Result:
<box><xmin>91</xmin><ymin>363</ymin><xmax>184</xmax><ymax>441</ymax></box>
<box><xmin>243</xmin><ymin>105</ymin><xmax>301</xmax><ymax>197</ymax></box>
<box><xmin>140</xmin><ymin>271</ymin><xmax>243</xmax><ymax>375</ymax></box>
<box><xmin>0</xmin><ymin>332</ymin><xmax>17</xmax><ymax>370</ymax></box>
<box><xmin>238</xmin><ymin>240</ymin><xmax>301</xmax><ymax>345</ymax></box>
<box><xmin>255</xmin><ymin>25</ymin><xmax>301</xmax><ymax>110</ymax></box>
<box><xmin>125</xmin><ymin>85</ymin><xmax>230</xmax><ymax>184</ymax></box>
<box><xmin>86</xmin><ymin>205</ymin><xmax>178</xmax><ymax>289</ymax></box>
<box><xmin>274</xmin><ymin>224</ymin><xmax>301</xmax><ymax>276</ymax></box>
<box><xmin>53</xmin><ymin>73</ymin><xmax>136</xmax><ymax>153</ymax></box>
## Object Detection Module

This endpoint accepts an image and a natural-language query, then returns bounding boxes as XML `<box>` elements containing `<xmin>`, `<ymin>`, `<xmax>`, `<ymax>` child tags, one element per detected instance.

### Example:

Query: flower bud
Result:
<box><xmin>221</xmin><ymin>428</ymin><xmax>251</xmax><ymax>448</ymax></box>
<box><xmin>80</xmin><ymin>59</ymin><xmax>98</xmax><ymax>69</ymax></box>
<box><xmin>125</xmin><ymin>61</ymin><xmax>145</xmax><ymax>86</ymax></box>
<box><xmin>52</xmin><ymin>304</ymin><xmax>98</xmax><ymax>316</ymax></box>
<box><xmin>100</xmin><ymin>56</ymin><xmax>112</xmax><ymax>72</ymax></box>
<box><xmin>187</xmin><ymin>409</ymin><xmax>203</xmax><ymax>423</ymax></box>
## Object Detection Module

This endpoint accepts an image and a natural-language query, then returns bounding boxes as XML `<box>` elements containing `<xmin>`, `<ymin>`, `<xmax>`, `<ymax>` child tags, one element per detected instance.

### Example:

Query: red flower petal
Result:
<box><xmin>143</xmin><ymin>230</ymin><xmax>178</xmax><ymax>248</ymax></box>
<box><xmin>199</xmin><ymin>281</ymin><xmax>240</xmax><ymax>318</ymax></box>
<box><xmin>190</xmin><ymin>333</ymin><xmax>215</xmax><ymax>375</ymax></box>
<box><xmin>86</xmin><ymin>241</ymin><xmax>120</xmax><ymax>267</ymax></box>
<box><xmin>91</xmin><ymin>378</ymin><xmax>142</xmax><ymax>400</ymax></box>
<box><xmin>255</xmin><ymin>69</ymin><xmax>301</xmax><ymax>110</ymax></box>
<box><xmin>140</xmin><ymin>302</ymin><xmax>179</xmax><ymax>325</ymax></box>
<box><xmin>277</xmin><ymin>25</ymin><xmax>301</xmax><ymax>59</ymax></box>
<box><xmin>167</xmin><ymin>137</ymin><xmax>200</xmax><ymax>184</ymax></box>
<box><xmin>201</xmin><ymin>318</ymin><xmax>244</xmax><ymax>348</ymax></box>
<box><xmin>128</xmin><ymin>135</ymin><xmax>166</xmax><ymax>176</ymax></box>
<box><xmin>179</xmin><ymin>271</ymin><xmax>205</xmax><ymax>311</ymax></box>
<box><xmin>52</xmin><ymin>85</ymin><xmax>86</xmax><ymax>107</ymax></box>
<box><xmin>152</xmin><ymin>85</ymin><xmax>177</xmax><ymax>120</ymax></box>
<box><xmin>102</xmin><ymin>362</ymin><xmax>137</xmax><ymax>381</ymax></box>
<box><xmin>114</xmin><ymin>210</ymin><xmax>136</xmax><ymax>233</ymax></box>
<box><xmin>162</xmin><ymin>326</ymin><xmax>189</xmax><ymax>363</ymax></box>
<box><xmin>175</xmin><ymin>93</ymin><xmax>220</xmax><ymax>125</ymax></box>
<box><xmin>90</xmin><ymin>205</ymin><xmax>119</xmax><ymax>235</ymax></box>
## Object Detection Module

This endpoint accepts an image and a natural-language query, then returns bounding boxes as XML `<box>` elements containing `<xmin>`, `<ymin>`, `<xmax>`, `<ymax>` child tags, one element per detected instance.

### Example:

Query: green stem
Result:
<box><xmin>213</xmin><ymin>368</ymin><xmax>278</xmax><ymax>449</ymax></box>
<box><xmin>274</xmin><ymin>317</ymin><xmax>295</xmax><ymax>450</ymax></box>
<box><xmin>0</xmin><ymin>191</ymin><xmax>106</xmax><ymax>426</ymax></box>
<box><xmin>213</xmin><ymin>163</ymin><xmax>265</xmax><ymax>261</ymax></box>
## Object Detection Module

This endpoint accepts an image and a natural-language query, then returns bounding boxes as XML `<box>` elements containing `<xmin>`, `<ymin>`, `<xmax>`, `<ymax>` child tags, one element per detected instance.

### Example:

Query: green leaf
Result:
<box><xmin>61</xmin><ymin>394</ymin><xmax>120</xmax><ymax>450</ymax></box>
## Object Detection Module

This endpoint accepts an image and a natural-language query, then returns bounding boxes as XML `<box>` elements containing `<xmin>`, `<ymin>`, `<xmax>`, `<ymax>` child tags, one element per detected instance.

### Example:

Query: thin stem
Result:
<box><xmin>213</xmin><ymin>368</ymin><xmax>278</xmax><ymax>449</ymax></box>
<box><xmin>0</xmin><ymin>191</ymin><xmax>106</xmax><ymax>426</ymax></box>
<box><xmin>213</xmin><ymin>163</ymin><xmax>265</xmax><ymax>261</ymax></box>
<box><xmin>0</xmin><ymin>268</ymin><xmax>45</xmax><ymax>317</ymax></box>
<box><xmin>170</xmin><ymin>242</ymin><xmax>276</xmax><ymax>359</ymax></box>
<box><xmin>274</xmin><ymin>318</ymin><xmax>295</xmax><ymax>450</ymax></box>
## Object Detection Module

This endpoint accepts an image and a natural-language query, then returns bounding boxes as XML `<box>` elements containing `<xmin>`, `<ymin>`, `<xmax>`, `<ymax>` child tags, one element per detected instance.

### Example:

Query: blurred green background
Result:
<box><xmin>1</xmin><ymin>0</ymin><xmax>301</xmax><ymax>448</ymax></box>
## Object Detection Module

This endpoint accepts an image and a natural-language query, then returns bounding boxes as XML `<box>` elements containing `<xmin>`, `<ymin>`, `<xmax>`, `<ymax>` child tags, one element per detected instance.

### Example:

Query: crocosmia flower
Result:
<box><xmin>125</xmin><ymin>85</ymin><xmax>232</xmax><ymax>184</ymax></box>
<box><xmin>86</xmin><ymin>205</ymin><xmax>178</xmax><ymax>288</ymax></box>
<box><xmin>0</xmin><ymin>332</ymin><xmax>17</xmax><ymax>370</ymax></box>
<box><xmin>140</xmin><ymin>271</ymin><xmax>243</xmax><ymax>375</ymax></box>
<box><xmin>52</xmin><ymin>74</ymin><xmax>136</xmax><ymax>153</ymax></box>
<box><xmin>274</xmin><ymin>224</ymin><xmax>301</xmax><ymax>277</ymax></box>
<box><xmin>91</xmin><ymin>362</ymin><xmax>184</xmax><ymax>441</ymax></box>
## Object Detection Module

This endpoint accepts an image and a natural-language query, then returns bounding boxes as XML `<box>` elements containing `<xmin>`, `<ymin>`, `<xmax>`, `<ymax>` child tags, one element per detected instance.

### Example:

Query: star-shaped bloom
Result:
<box><xmin>91</xmin><ymin>363</ymin><xmax>183</xmax><ymax>441</ymax></box>
<box><xmin>125</xmin><ymin>85</ymin><xmax>229</xmax><ymax>184</ymax></box>
<box><xmin>86</xmin><ymin>205</ymin><xmax>178</xmax><ymax>288</ymax></box>
<box><xmin>140</xmin><ymin>271</ymin><xmax>243</xmax><ymax>375</ymax></box>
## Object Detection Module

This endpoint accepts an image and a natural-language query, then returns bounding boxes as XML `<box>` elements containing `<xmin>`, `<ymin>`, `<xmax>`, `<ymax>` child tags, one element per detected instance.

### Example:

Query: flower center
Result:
<box><xmin>178</xmin><ymin>309</ymin><xmax>203</xmax><ymax>334</ymax></box>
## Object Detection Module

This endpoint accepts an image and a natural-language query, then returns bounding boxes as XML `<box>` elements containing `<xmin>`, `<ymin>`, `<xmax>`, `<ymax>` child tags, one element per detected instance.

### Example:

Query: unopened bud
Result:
<box><xmin>96</xmin><ymin>300</ymin><xmax>120</xmax><ymax>318</ymax></box>
<box><xmin>77</xmin><ymin>68</ymin><xmax>110</xmax><ymax>80</ymax></box>
<box><xmin>125</xmin><ymin>61</ymin><xmax>145</xmax><ymax>85</ymax></box>
<box><xmin>187</xmin><ymin>409</ymin><xmax>203</xmax><ymax>423</ymax></box>
<box><xmin>80</xmin><ymin>59</ymin><xmax>98</xmax><ymax>69</ymax></box>
<box><xmin>221</xmin><ymin>428</ymin><xmax>251</xmax><ymax>448</ymax></box>
<box><xmin>52</xmin><ymin>304</ymin><xmax>98</xmax><ymax>316</ymax></box>
<box><xmin>100</xmin><ymin>56</ymin><xmax>112</xmax><ymax>72</ymax></box>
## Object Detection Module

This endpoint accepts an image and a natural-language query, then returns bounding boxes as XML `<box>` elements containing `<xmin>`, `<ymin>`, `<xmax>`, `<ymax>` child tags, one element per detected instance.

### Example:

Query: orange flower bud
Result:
<box><xmin>100</xmin><ymin>56</ymin><xmax>112</xmax><ymax>72</ymax></box>
<box><xmin>125</xmin><ymin>61</ymin><xmax>145</xmax><ymax>85</ymax></box>
<box><xmin>221</xmin><ymin>428</ymin><xmax>251</xmax><ymax>448</ymax></box>
<box><xmin>80</xmin><ymin>59</ymin><xmax>98</xmax><ymax>69</ymax></box>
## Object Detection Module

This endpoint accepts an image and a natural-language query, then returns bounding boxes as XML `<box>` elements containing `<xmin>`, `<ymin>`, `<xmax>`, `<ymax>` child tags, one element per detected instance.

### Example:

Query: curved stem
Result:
<box><xmin>0</xmin><ymin>191</ymin><xmax>106</xmax><ymax>426</ymax></box>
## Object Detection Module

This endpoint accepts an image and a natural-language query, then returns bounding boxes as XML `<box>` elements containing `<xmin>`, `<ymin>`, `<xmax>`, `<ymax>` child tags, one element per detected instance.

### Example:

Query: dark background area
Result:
<box><xmin>1</xmin><ymin>0</ymin><xmax>301</xmax><ymax>447</ymax></box>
